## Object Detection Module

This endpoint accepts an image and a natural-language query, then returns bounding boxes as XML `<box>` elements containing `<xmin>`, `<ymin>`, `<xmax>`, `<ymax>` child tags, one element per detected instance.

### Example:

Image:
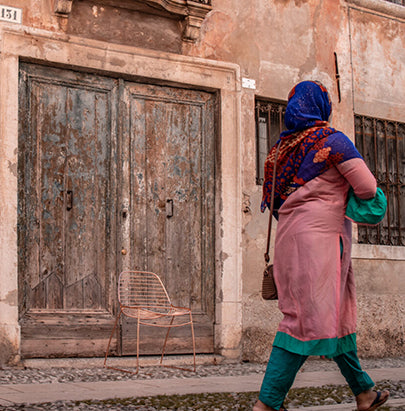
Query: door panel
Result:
<box><xmin>18</xmin><ymin>63</ymin><xmax>118</xmax><ymax>357</ymax></box>
<box><xmin>121</xmin><ymin>82</ymin><xmax>216</xmax><ymax>354</ymax></box>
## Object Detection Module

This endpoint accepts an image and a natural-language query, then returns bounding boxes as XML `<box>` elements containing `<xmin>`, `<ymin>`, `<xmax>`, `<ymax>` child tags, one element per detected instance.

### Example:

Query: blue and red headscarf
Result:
<box><xmin>261</xmin><ymin>81</ymin><xmax>362</xmax><ymax>213</ymax></box>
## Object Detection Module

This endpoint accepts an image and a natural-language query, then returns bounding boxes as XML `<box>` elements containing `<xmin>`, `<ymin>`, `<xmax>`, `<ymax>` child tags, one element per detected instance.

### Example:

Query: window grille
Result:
<box><xmin>255</xmin><ymin>99</ymin><xmax>286</xmax><ymax>185</ymax></box>
<box><xmin>354</xmin><ymin>115</ymin><xmax>405</xmax><ymax>246</ymax></box>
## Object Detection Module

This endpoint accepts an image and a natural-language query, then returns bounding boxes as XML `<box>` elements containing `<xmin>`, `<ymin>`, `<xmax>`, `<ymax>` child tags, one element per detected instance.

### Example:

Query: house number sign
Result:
<box><xmin>0</xmin><ymin>5</ymin><xmax>22</xmax><ymax>24</ymax></box>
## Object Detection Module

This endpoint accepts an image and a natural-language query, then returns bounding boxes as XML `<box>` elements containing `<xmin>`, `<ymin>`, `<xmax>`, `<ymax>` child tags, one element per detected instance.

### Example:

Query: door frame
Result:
<box><xmin>0</xmin><ymin>28</ymin><xmax>242</xmax><ymax>361</ymax></box>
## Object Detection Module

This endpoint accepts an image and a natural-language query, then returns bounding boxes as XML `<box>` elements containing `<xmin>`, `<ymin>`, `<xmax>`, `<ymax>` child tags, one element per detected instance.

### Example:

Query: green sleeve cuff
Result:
<box><xmin>345</xmin><ymin>187</ymin><xmax>387</xmax><ymax>225</ymax></box>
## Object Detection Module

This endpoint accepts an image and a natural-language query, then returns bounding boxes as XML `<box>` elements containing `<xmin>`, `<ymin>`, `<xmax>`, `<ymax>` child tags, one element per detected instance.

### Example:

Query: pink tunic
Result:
<box><xmin>273</xmin><ymin>158</ymin><xmax>376</xmax><ymax>356</ymax></box>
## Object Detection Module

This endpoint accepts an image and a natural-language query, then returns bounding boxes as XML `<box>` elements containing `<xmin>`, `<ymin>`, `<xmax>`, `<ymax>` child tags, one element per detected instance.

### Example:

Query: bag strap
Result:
<box><xmin>265</xmin><ymin>142</ymin><xmax>281</xmax><ymax>263</ymax></box>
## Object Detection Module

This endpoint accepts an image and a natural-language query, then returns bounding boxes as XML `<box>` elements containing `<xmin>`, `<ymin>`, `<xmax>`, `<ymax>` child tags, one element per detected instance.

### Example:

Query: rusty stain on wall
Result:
<box><xmin>0</xmin><ymin>337</ymin><xmax>16</xmax><ymax>367</ymax></box>
<box><xmin>2</xmin><ymin>289</ymin><xmax>17</xmax><ymax>306</ymax></box>
<box><xmin>7</xmin><ymin>161</ymin><xmax>17</xmax><ymax>177</ymax></box>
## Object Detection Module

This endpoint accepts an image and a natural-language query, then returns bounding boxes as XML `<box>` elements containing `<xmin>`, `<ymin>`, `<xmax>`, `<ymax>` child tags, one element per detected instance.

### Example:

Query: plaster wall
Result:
<box><xmin>354</xmin><ymin>258</ymin><xmax>404</xmax><ymax>357</ymax></box>
<box><xmin>66</xmin><ymin>1</ymin><xmax>183</xmax><ymax>53</ymax></box>
<box><xmin>349</xmin><ymin>6</ymin><xmax>405</xmax><ymax>121</ymax></box>
<box><xmin>0</xmin><ymin>0</ymin><xmax>404</xmax><ymax>363</ymax></box>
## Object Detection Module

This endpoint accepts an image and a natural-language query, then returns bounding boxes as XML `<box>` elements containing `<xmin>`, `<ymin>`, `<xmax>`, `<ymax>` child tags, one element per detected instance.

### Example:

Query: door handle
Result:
<box><xmin>66</xmin><ymin>175</ymin><xmax>73</xmax><ymax>211</ymax></box>
<box><xmin>166</xmin><ymin>199</ymin><xmax>173</xmax><ymax>218</ymax></box>
<box><xmin>66</xmin><ymin>190</ymin><xmax>73</xmax><ymax>211</ymax></box>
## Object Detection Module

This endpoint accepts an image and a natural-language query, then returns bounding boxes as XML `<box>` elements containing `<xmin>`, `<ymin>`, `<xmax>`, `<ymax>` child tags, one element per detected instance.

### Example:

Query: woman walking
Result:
<box><xmin>254</xmin><ymin>81</ymin><xmax>389</xmax><ymax>411</ymax></box>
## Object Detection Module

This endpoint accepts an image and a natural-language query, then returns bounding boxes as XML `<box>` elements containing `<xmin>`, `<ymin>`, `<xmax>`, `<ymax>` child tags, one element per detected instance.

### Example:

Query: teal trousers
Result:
<box><xmin>259</xmin><ymin>346</ymin><xmax>374</xmax><ymax>410</ymax></box>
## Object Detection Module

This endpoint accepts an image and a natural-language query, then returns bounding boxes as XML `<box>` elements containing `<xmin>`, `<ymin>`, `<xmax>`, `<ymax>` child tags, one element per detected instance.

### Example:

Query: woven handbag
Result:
<box><xmin>262</xmin><ymin>263</ymin><xmax>277</xmax><ymax>300</ymax></box>
<box><xmin>262</xmin><ymin>142</ymin><xmax>281</xmax><ymax>300</ymax></box>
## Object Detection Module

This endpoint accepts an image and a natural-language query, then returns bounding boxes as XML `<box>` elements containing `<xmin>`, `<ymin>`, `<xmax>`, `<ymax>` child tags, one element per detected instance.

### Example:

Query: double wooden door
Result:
<box><xmin>18</xmin><ymin>63</ymin><xmax>215</xmax><ymax>358</ymax></box>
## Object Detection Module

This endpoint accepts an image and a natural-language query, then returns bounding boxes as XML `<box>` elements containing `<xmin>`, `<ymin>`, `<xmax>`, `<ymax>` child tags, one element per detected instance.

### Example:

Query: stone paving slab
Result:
<box><xmin>0</xmin><ymin>368</ymin><xmax>403</xmax><ymax>407</ymax></box>
<box><xmin>293</xmin><ymin>368</ymin><xmax>405</xmax><ymax>388</ymax></box>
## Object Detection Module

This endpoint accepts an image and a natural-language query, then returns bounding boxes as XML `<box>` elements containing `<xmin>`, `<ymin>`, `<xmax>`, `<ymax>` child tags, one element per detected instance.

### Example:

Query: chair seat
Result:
<box><xmin>122</xmin><ymin>305</ymin><xmax>191</xmax><ymax>320</ymax></box>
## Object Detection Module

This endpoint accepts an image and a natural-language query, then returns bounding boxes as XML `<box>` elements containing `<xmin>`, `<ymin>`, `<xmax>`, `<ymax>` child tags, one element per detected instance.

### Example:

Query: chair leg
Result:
<box><xmin>160</xmin><ymin>315</ymin><xmax>175</xmax><ymax>366</ymax></box>
<box><xmin>160</xmin><ymin>314</ymin><xmax>196</xmax><ymax>373</ymax></box>
<box><xmin>136</xmin><ymin>312</ymin><xmax>141</xmax><ymax>375</ymax></box>
<box><xmin>189</xmin><ymin>312</ymin><xmax>196</xmax><ymax>372</ymax></box>
<box><xmin>104</xmin><ymin>310</ymin><xmax>122</xmax><ymax>369</ymax></box>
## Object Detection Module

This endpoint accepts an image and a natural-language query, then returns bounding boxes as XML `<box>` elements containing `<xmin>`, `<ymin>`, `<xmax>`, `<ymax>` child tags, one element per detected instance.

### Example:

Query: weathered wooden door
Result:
<box><xmin>119</xmin><ymin>82</ymin><xmax>216</xmax><ymax>354</ymax></box>
<box><xmin>18</xmin><ymin>63</ymin><xmax>216</xmax><ymax>357</ymax></box>
<box><xmin>18</xmin><ymin>63</ymin><xmax>119</xmax><ymax>357</ymax></box>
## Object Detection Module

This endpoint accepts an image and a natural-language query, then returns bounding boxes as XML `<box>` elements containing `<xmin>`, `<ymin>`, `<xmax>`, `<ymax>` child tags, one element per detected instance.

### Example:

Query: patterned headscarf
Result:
<box><xmin>261</xmin><ymin>81</ymin><xmax>362</xmax><ymax>213</ymax></box>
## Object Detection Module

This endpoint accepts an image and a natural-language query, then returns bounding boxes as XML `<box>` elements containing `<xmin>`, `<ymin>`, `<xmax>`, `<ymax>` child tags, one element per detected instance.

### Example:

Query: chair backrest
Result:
<box><xmin>118</xmin><ymin>271</ymin><xmax>172</xmax><ymax>314</ymax></box>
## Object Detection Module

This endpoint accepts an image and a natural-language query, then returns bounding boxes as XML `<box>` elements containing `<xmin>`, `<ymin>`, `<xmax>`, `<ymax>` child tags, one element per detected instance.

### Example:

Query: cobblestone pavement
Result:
<box><xmin>0</xmin><ymin>357</ymin><xmax>404</xmax><ymax>410</ymax></box>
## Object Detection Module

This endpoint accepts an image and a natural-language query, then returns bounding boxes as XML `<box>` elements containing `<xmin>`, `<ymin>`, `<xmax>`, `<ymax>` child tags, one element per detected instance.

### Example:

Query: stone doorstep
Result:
<box><xmin>22</xmin><ymin>354</ymin><xmax>223</xmax><ymax>369</ymax></box>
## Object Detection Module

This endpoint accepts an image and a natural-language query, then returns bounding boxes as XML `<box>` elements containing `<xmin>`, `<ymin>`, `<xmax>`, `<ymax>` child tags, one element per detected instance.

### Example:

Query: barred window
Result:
<box><xmin>383</xmin><ymin>0</ymin><xmax>404</xmax><ymax>6</ymax></box>
<box><xmin>255</xmin><ymin>99</ymin><xmax>286</xmax><ymax>185</ymax></box>
<box><xmin>355</xmin><ymin>115</ymin><xmax>405</xmax><ymax>246</ymax></box>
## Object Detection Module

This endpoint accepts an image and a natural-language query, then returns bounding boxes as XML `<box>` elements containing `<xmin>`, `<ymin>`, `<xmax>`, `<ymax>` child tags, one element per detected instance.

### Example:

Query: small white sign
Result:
<box><xmin>0</xmin><ymin>5</ymin><xmax>22</xmax><ymax>24</ymax></box>
<box><xmin>242</xmin><ymin>77</ymin><xmax>256</xmax><ymax>90</ymax></box>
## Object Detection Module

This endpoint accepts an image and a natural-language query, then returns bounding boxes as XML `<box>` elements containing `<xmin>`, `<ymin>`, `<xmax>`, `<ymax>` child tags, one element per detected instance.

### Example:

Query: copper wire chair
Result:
<box><xmin>104</xmin><ymin>270</ymin><xmax>196</xmax><ymax>374</ymax></box>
